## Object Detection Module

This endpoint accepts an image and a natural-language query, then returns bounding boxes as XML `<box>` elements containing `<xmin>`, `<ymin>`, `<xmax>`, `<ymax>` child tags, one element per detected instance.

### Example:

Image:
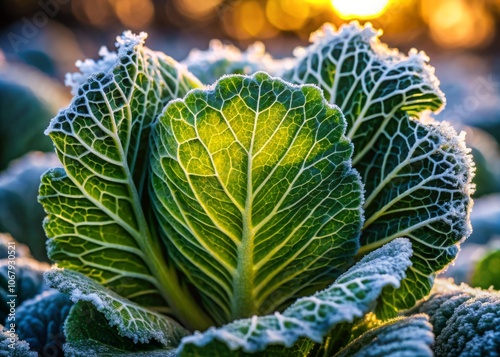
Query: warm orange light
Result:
<box><xmin>71</xmin><ymin>0</ymin><xmax>114</xmax><ymax>27</ymax></box>
<box><xmin>421</xmin><ymin>0</ymin><xmax>494</xmax><ymax>49</ymax></box>
<box><xmin>304</xmin><ymin>0</ymin><xmax>330</xmax><ymax>4</ymax></box>
<box><xmin>240</xmin><ymin>1</ymin><xmax>266</xmax><ymax>37</ymax></box>
<box><xmin>174</xmin><ymin>0</ymin><xmax>221</xmax><ymax>19</ymax></box>
<box><xmin>113</xmin><ymin>0</ymin><xmax>154</xmax><ymax>29</ymax></box>
<box><xmin>331</xmin><ymin>0</ymin><xmax>391</xmax><ymax>19</ymax></box>
<box><xmin>222</xmin><ymin>0</ymin><xmax>278</xmax><ymax>40</ymax></box>
<box><xmin>266</xmin><ymin>0</ymin><xmax>310</xmax><ymax>31</ymax></box>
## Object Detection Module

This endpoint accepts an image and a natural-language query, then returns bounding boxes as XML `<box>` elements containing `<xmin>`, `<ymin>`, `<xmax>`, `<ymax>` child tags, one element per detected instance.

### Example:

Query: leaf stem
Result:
<box><xmin>231</xmin><ymin>88</ymin><xmax>260</xmax><ymax>320</ymax></box>
<box><xmin>131</xmin><ymin>177</ymin><xmax>214</xmax><ymax>331</ymax></box>
<box><xmin>232</xmin><ymin>207</ymin><xmax>256</xmax><ymax>319</ymax></box>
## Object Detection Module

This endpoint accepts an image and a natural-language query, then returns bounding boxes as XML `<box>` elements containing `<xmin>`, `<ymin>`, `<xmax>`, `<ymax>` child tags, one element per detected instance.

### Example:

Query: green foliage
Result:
<box><xmin>470</xmin><ymin>249</ymin><xmax>500</xmax><ymax>290</ymax></box>
<box><xmin>0</xmin><ymin>63</ymin><xmax>70</xmax><ymax>171</ymax></box>
<box><xmin>34</xmin><ymin>23</ymin><xmax>476</xmax><ymax>356</ymax></box>
<box><xmin>283</xmin><ymin>23</ymin><xmax>474</xmax><ymax>317</ymax></box>
<box><xmin>465</xmin><ymin>127</ymin><xmax>500</xmax><ymax>197</ymax></box>
<box><xmin>334</xmin><ymin>315</ymin><xmax>434</xmax><ymax>357</ymax></box>
<box><xmin>45</xmin><ymin>268</ymin><xmax>189</xmax><ymax>346</ymax></box>
<box><xmin>0</xmin><ymin>81</ymin><xmax>54</xmax><ymax>171</ymax></box>
<box><xmin>38</xmin><ymin>31</ymin><xmax>210</xmax><ymax>330</ymax></box>
<box><xmin>178</xmin><ymin>238</ymin><xmax>412</xmax><ymax>355</ymax></box>
<box><xmin>63</xmin><ymin>301</ymin><xmax>175</xmax><ymax>357</ymax></box>
<box><xmin>0</xmin><ymin>152</ymin><xmax>60</xmax><ymax>261</ymax></box>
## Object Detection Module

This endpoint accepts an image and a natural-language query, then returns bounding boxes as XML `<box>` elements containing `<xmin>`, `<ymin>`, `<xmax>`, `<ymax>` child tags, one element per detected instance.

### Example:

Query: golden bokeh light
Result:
<box><xmin>222</xmin><ymin>0</ymin><xmax>278</xmax><ymax>40</ymax></box>
<box><xmin>331</xmin><ymin>0</ymin><xmax>391</xmax><ymax>19</ymax></box>
<box><xmin>240</xmin><ymin>1</ymin><xmax>266</xmax><ymax>37</ymax></box>
<box><xmin>266</xmin><ymin>0</ymin><xmax>310</xmax><ymax>31</ymax></box>
<box><xmin>421</xmin><ymin>0</ymin><xmax>495</xmax><ymax>49</ymax></box>
<box><xmin>173</xmin><ymin>0</ymin><xmax>222</xmax><ymax>19</ymax></box>
<box><xmin>71</xmin><ymin>0</ymin><xmax>155</xmax><ymax>29</ymax></box>
<box><xmin>304</xmin><ymin>0</ymin><xmax>330</xmax><ymax>5</ymax></box>
<box><xmin>112</xmin><ymin>0</ymin><xmax>154</xmax><ymax>29</ymax></box>
<box><xmin>71</xmin><ymin>0</ymin><xmax>114</xmax><ymax>28</ymax></box>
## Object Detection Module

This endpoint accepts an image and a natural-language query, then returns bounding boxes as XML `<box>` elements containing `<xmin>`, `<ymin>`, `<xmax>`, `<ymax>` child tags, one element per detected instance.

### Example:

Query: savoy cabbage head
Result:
<box><xmin>30</xmin><ymin>22</ymin><xmax>483</xmax><ymax>356</ymax></box>
<box><xmin>15</xmin><ymin>290</ymin><xmax>73</xmax><ymax>356</ymax></box>
<box><xmin>409</xmin><ymin>279</ymin><xmax>500</xmax><ymax>356</ymax></box>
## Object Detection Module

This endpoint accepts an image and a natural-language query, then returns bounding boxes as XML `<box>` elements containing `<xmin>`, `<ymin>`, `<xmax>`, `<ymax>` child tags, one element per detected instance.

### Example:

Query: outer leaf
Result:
<box><xmin>38</xmin><ymin>31</ymin><xmax>211</xmax><ymax>329</ymax></box>
<box><xmin>284</xmin><ymin>22</ymin><xmax>474</xmax><ymax>316</ymax></box>
<box><xmin>0</xmin><ymin>63</ymin><xmax>70</xmax><ymax>170</ymax></box>
<box><xmin>177</xmin><ymin>340</ymin><xmax>315</xmax><ymax>357</ymax></box>
<box><xmin>0</xmin><ymin>152</ymin><xmax>60</xmax><ymax>261</ymax></box>
<box><xmin>411</xmin><ymin>279</ymin><xmax>500</xmax><ymax>357</ymax></box>
<box><xmin>64</xmin><ymin>302</ymin><xmax>312</xmax><ymax>356</ymax></box>
<box><xmin>283</xmin><ymin>23</ymin><xmax>445</xmax><ymax>153</ymax></box>
<box><xmin>470</xmin><ymin>249</ymin><xmax>500</xmax><ymax>290</ymax></box>
<box><xmin>150</xmin><ymin>72</ymin><xmax>363</xmax><ymax>323</ymax></box>
<box><xmin>63</xmin><ymin>301</ymin><xmax>175</xmax><ymax>357</ymax></box>
<box><xmin>45</xmin><ymin>268</ymin><xmax>189</xmax><ymax>346</ymax></box>
<box><xmin>333</xmin><ymin>315</ymin><xmax>434</xmax><ymax>357</ymax></box>
<box><xmin>367</xmin><ymin>119</ymin><xmax>474</xmax><ymax>318</ymax></box>
<box><xmin>176</xmin><ymin>238</ymin><xmax>412</xmax><ymax>355</ymax></box>
<box><xmin>64</xmin><ymin>342</ymin><xmax>175</xmax><ymax>357</ymax></box>
<box><xmin>16</xmin><ymin>290</ymin><xmax>72</xmax><ymax>356</ymax></box>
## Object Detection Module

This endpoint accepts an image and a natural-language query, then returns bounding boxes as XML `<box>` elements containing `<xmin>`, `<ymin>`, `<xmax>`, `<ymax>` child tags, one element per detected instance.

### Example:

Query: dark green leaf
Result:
<box><xmin>284</xmin><ymin>22</ymin><xmax>474</xmax><ymax>316</ymax></box>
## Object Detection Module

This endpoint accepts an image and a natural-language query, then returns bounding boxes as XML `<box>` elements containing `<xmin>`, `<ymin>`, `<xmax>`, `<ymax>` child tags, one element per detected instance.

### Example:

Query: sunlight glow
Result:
<box><xmin>421</xmin><ymin>0</ymin><xmax>494</xmax><ymax>48</ymax></box>
<box><xmin>331</xmin><ymin>0</ymin><xmax>391</xmax><ymax>19</ymax></box>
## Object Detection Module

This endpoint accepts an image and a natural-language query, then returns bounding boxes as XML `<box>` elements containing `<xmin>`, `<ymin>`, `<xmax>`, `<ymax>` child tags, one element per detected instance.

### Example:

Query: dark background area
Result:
<box><xmin>1</xmin><ymin>0</ymin><xmax>500</xmax><ymax>76</ymax></box>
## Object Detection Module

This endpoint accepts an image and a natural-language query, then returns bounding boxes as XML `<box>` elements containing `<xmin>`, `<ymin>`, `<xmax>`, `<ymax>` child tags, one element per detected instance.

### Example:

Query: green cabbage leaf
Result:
<box><xmin>37</xmin><ymin>23</ymin><xmax>476</xmax><ymax>356</ymax></box>
<box><xmin>283</xmin><ymin>22</ymin><xmax>474</xmax><ymax>316</ymax></box>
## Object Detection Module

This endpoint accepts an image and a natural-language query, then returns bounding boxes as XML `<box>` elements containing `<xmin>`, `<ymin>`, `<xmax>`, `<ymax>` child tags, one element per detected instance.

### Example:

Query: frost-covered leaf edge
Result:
<box><xmin>283</xmin><ymin>20</ymin><xmax>475</xmax><ymax>318</ymax></box>
<box><xmin>44</xmin><ymin>268</ymin><xmax>189</xmax><ymax>347</ymax></box>
<box><xmin>177</xmin><ymin>238</ymin><xmax>412</xmax><ymax>355</ymax></box>
<box><xmin>0</xmin><ymin>324</ymin><xmax>37</xmax><ymax>357</ymax></box>
<box><xmin>410</xmin><ymin>279</ymin><xmax>500</xmax><ymax>356</ymax></box>
<box><xmin>39</xmin><ymin>29</ymin><xmax>213</xmax><ymax>330</ymax></box>
<box><xmin>63</xmin><ymin>301</ymin><xmax>176</xmax><ymax>357</ymax></box>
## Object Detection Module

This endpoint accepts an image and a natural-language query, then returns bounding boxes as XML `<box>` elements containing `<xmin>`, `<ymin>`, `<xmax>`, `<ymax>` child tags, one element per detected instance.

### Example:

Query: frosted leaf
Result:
<box><xmin>177</xmin><ymin>239</ymin><xmax>412</xmax><ymax>355</ymax></box>
<box><xmin>39</xmin><ymin>30</ymin><xmax>211</xmax><ymax>329</ymax></box>
<box><xmin>45</xmin><ymin>268</ymin><xmax>189</xmax><ymax>346</ymax></box>
<box><xmin>65</xmin><ymin>32</ymin><xmax>146</xmax><ymax>95</ymax></box>
<box><xmin>284</xmin><ymin>21</ymin><xmax>474</xmax><ymax>316</ymax></box>
<box><xmin>0</xmin><ymin>325</ymin><xmax>37</xmax><ymax>356</ymax></box>
<box><xmin>411</xmin><ymin>279</ymin><xmax>500</xmax><ymax>357</ymax></box>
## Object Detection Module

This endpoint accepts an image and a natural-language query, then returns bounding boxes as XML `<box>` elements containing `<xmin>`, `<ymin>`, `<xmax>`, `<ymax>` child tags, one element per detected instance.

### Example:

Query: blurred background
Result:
<box><xmin>0</xmin><ymin>0</ymin><xmax>499</xmax><ymax>285</ymax></box>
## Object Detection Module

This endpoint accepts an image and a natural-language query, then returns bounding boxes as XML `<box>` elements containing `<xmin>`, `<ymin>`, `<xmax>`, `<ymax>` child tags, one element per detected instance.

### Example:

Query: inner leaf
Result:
<box><xmin>150</xmin><ymin>72</ymin><xmax>363</xmax><ymax>324</ymax></box>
